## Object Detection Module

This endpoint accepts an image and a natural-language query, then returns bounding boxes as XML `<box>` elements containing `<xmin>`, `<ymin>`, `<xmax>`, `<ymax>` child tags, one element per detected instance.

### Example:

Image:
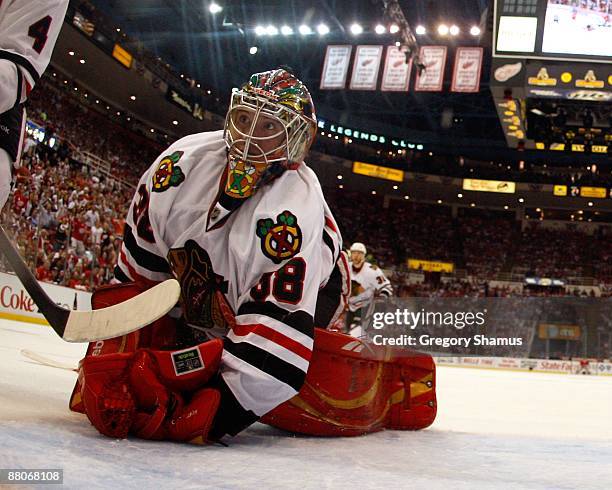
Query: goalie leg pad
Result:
<box><xmin>164</xmin><ymin>388</ymin><xmax>221</xmax><ymax>444</ymax></box>
<box><xmin>261</xmin><ymin>328</ymin><xmax>436</xmax><ymax>436</ymax></box>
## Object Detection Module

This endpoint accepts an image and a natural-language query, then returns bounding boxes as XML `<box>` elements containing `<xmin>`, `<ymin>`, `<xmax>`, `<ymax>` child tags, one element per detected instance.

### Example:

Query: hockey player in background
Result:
<box><xmin>70</xmin><ymin>68</ymin><xmax>348</xmax><ymax>443</ymax></box>
<box><xmin>346</xmin><ymin>242</ymin><xmax>393</xmax><ymax>336</ymax></box>
<box><xmin>0</xmin><ymin>0</ymin><xmax>69</xmax><ymax>210</ymax></box>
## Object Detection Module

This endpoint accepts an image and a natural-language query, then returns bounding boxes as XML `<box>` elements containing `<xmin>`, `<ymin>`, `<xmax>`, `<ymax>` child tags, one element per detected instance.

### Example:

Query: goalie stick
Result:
<box><xmin>21</xmin><ymin>349</ymin><xmax>77</xmax><ymax>371</ymax></box>
<box><xmin>0</xmin><ymin>225</ymin><xmax>181</xmax><ymax>343</ymax></box>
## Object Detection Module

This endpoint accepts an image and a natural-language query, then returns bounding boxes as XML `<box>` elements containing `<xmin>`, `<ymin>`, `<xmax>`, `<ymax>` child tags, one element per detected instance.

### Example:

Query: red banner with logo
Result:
<box><xmin>414</xmin><ymin>46</ymin><xmax>447</xmax><ymax>92</ymax></box>
<box><xmin>381</xmin><ymin>46</ymin><xmax>412</xmax><ymax>92</ymax></box>
<box><xmin>451</xmin><ymin>47</ymin><xmax>483</xmax><ymax>93</ymax></box>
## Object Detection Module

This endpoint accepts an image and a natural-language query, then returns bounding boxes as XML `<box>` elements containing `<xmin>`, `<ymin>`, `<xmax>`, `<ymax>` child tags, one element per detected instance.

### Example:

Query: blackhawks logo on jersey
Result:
<box><xmin>167</xmin><ymin>240</ymin><xmax>231</xmax><ymax>330</ymax></box>
<box><xmin>256</xmin><ymin>210</ymin><xmax>302</xmax><ymax>264</ymax></box>
<box><xmin>152</xmin><ymin>151</ymin><xmax>185</xmax><ymax>192</ymax></box>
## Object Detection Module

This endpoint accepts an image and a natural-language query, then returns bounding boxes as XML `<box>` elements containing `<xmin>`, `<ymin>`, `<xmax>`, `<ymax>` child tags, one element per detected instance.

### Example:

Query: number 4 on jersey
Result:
<box><xmin>28</xmin><ymin>16</ymin><xmax>52</xmax><ymax>54</ymax></box>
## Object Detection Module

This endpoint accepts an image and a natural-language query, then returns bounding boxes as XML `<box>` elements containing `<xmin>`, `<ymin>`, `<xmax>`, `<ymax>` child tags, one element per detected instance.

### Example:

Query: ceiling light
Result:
<box><xmin>130</xmin><ymin>95</ymin><xmax>136</xmax><ymax>101</ymax></box>
<box><xmin>317</xmin><ymin>23</ymin><xmax>329</xmax><ymax>35</ymax></box>
<box><xmin>438</xmin><ymin>24</ymin><xmax>449</xmax><ymax>35</ymax></box>
<box><xmin>68</xmin><ymin>51</ymin><xmax>75</xmax><ymax>56</ymax></box>
<box><xmin>299</xmin><ymin>24</ymin><xmax>312</xmax><ymax>35</ymax></box>
<box><xmin>389</xmin><ymin>24</ymin><xmax>399</xmax><ymax>34</ymax></box>
<box><xmin>280</xmin><ymin>25</ymin><xmax>293</xmax><ymax>35</ymax></box>
<box><xmin>449</xmin><ymin>25</ymin><xmax>460</xmax><ymax>36</ymax></box>
<box><xmin>79</xmin><ymin>59</ymin><xmax>85</xmax><ymax>64</ymax></box>
<box><xmin>255</xmin><ymin>25</ymin><xmax>266</xmax><ymax>36</ymax></box>
<box><xmin>350</xmin><ymin>23</ymin><xmax>363</xmax><ymax>35</ymax></box>
<box><xmin>470</xmin><ymin>26</ymin><xmax>481</xmax><ymax>36</ymax></box>
<box><xmin>172</xmin><ymin>120</ymin><xmax>178</xmax><ymax>125</ymax></box>
<box><xmin>249</xmin><ymin>46</ymin><xmax>258</xmax><ymax>55</ymax></box>
<box><xmin>266</xmin><ymin>25</ymin><xmax>278</xmax><ymax>36</ymax></box>
<box><xmin>209</xmin><ymin>2</ymin><xmax>222</xmax><ymax>14</ymax></box>
<box><xmin>375</xmin><ymin>24</ymin><xmax>386</xmax><ymax>34</ymax></box>
<box><xmin>415</xmin><ymin>25</ymin><xmax>426</xmax><ymax>35</ymax></box>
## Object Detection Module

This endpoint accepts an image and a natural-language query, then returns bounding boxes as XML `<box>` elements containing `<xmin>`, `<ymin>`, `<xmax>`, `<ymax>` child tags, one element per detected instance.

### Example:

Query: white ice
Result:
<box><xmin>1</xmin><ymin>318</ymin><xmax>611</xmax><ymax>489</ymax></box>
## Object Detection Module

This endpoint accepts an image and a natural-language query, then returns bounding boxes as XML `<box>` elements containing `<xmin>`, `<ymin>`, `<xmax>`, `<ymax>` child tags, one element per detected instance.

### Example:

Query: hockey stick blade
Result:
<box><xmin>0</xmin><ymin>225</ymin><xmax>181</xmax><ymax>342</ymax></box>
<box><xmin>21</xmin><ymin>349</ymin><xmax>77</xmax><ymax>371</ymax></box>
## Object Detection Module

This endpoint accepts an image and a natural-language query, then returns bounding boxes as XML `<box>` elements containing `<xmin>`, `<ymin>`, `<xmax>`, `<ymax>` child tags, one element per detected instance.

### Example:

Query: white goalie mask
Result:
<box><xmin>222</xmin><ymin>69</ymin><xmax>317</xmax><ymax>199</ymax></box>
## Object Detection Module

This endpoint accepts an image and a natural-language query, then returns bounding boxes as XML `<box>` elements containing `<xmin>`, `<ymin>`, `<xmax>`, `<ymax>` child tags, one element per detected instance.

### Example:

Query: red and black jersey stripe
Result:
<box><xmin>222</xmin><ymin>337</ymin><xmax>308</xmax><ymax>393</ymax></box>
<box><xmin>237</xmin><ymin>301</ymin><xmax>314</xmax><ymax>340</ymax></box>
<box><xmin>122</xmin><ymin>224</ymin><xmax>170</xmax><ymax>274</ymax></box>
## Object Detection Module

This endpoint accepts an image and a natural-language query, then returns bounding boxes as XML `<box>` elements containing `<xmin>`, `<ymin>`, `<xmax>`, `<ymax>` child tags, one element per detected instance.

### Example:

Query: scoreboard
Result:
<box><xmin>493</xmin><ymin>0</ymin><xmax>612</xmax><ymax>63</ymax></box>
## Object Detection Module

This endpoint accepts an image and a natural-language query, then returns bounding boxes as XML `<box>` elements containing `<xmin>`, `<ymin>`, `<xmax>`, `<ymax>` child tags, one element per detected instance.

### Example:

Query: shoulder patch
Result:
<box><xmin>152</xmin><ymin>151</ymin><xmax>185</xmax><ymax>192</ymax></box>
<box><xmin>256</xmin><ymin>210</ymin><xmax>302</xmax><ymax>264</ymax></box>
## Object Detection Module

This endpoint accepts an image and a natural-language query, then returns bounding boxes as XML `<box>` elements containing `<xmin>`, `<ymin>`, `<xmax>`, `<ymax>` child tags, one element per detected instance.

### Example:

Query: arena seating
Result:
<box><xmin>2</xmin><ymin>73</ymin><xmax>612</xmax><ymax>300</ymax></box>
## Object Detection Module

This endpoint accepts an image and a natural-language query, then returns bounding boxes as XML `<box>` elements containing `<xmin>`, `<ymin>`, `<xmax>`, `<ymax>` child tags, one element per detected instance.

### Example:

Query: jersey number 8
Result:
<box><xmin>250</xmin><ymin>258</ymin><xmax>306</xmax><ymax>305</ymax></box>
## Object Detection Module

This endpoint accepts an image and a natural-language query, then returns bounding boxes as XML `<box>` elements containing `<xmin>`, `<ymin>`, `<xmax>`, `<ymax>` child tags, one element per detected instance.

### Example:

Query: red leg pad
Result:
<box><xmin>164</xmin><ymin>388</ymin><xmax>221</xmax><ymax>444</ymax></box>
<box><xmin>262</xmin><ymin>328</ymin><xmax>437</xmax><ymax>436</ymax></box>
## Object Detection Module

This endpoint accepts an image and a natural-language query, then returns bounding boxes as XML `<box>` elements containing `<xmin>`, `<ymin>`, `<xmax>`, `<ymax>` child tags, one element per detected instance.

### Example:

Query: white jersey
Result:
<box><xmin>348</xmin><ymin>261</ymin><xmax>393</xmax><ymax>311</ymax></box>
<box><xmin>0</xmin><ymin>0</ymin><xmax>69</xmax><ymax>112</ymax></box>
<box><xmin>117</xmin><ymin>130</ymin><xmax>343</xmax><ymax>428</ymax></box>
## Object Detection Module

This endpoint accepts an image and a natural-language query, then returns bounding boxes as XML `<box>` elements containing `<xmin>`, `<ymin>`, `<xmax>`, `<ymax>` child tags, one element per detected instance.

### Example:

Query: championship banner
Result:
<box><xmin>463</xmin><ymin>178</ymin><xmax>516</xmax><ymax>194</ymax></box>
<box><xmin>407</xmin><ymin>259</ymin><xmax>454</xmax><ymax>273</ymax></box>
<box><xmin>414</xmin><ymin>46</ymin><xmax>447</xmax><ymax>92</ymax></box>
<box><xmin>320</xmin><ymin>45</ymin><xmax>353</xmax><ymax>90</ymax></box>
<box><xmin>381</xmin><ymin>46</ymin><xmax>412</xmax><ymax>92</ymax></box>
<box><xmin>451</xmin><ymin>47</ymin><xmax>483</xmax><ymax>93</ymax></box>
<box><xmin>350</xmin><ymin>46</ymin><xmax>383</xmax><ymax>91</ymax></box>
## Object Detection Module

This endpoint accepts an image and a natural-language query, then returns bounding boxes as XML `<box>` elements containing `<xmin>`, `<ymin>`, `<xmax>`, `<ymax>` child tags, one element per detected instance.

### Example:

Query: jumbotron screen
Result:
<box><xmin>542</xmin><ymin>0</ymin><xmax>612</xmax><ymax>58</ymax></box>
<box><xmin>494</xmin><ymin>0</ymin><xmax>612</xmax><ymax>62</ymax></box>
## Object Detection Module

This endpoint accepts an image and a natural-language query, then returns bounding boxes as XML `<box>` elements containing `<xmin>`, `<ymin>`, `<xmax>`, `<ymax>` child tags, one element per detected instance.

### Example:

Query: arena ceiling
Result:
<box><xmin>83</xmin><ymin>0</ymin><xmax>502</xmax><ymax>144</ymax></box>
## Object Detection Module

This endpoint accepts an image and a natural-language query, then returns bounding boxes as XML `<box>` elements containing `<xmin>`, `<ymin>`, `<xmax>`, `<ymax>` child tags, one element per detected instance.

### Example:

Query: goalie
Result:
<box><xmin>69</xmin><ymin>69</ymin><xmax>435</xmax><ymax>443</ymax></box>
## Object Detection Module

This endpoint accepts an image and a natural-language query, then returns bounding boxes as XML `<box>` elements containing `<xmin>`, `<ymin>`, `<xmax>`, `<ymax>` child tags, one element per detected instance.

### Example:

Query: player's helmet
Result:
<box><xmin>224</xmin><ymin>68</ymin><xmax>317</xmax><ymax>172</ymax></box>
<box><xmin>350</xmin><ymin>242</ymin><xmax>367</xmax><ymax>255</ymax></box>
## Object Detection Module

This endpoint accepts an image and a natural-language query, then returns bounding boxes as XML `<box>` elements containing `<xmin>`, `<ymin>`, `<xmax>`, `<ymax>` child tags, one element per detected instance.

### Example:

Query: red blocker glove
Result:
<box><xmin>80</xmin><ymin>338</ymin><xmax>223</xmax><ymax>444</ymax></box>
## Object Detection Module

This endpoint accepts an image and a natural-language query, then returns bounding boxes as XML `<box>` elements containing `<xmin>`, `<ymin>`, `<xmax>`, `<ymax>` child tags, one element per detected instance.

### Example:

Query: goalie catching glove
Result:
<box><xmin>79</xmin><ymin>340</ymin><xmax>222</xmax><ymax>444</ymax></box>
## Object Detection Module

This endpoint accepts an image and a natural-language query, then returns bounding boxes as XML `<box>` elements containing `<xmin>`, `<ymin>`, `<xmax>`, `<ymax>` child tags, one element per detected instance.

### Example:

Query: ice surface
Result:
<box><xmin>1</xmin><ymin>318</ymin><xmax>611</xmax><ymax>489</ymax></box>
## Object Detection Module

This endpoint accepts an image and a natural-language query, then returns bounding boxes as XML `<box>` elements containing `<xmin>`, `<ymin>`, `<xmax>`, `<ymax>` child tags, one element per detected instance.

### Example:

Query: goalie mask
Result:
<box><xmin>223</xmin><ymin>68</ymin><xmax>317</xmax><ymax>200</ymax></box>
